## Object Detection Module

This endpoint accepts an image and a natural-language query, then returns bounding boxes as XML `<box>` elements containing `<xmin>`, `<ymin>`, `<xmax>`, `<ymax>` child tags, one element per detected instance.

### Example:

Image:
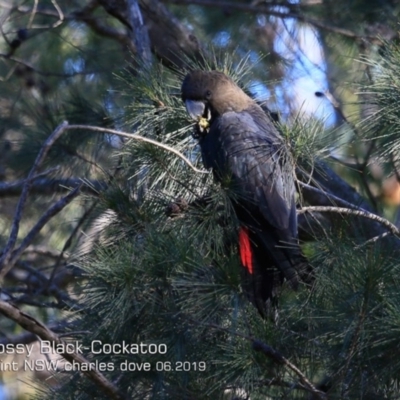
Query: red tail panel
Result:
<box><xmin>239</xmin><ymin>227</ymin><xmax>253</xmax><ymax>274</ymax></box>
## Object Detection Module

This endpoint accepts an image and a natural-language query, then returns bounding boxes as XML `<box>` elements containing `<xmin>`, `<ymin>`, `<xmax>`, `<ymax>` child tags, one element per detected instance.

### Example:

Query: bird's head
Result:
<box><xmin>181</xmin><ymin>70</ymin><xmax>252</xmax><ymax>134</ymax></box>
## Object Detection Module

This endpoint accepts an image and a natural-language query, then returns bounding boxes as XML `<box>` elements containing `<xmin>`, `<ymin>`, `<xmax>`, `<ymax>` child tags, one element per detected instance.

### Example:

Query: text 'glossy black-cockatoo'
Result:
<box><xmin>181</xmin><ymin>70</ymin><xmax>312</xmax><ymax>316</ymax></box>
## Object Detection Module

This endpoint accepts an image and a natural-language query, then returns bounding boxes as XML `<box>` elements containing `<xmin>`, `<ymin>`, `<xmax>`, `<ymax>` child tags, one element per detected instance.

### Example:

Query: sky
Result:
<box><xmin>252</xmin><ymin>9</ymin><xmax>336</xmax><ymax>126</ymax></box>
<box><xmin>280</xmin><ymin>19</ymin><xmax>335</xmax><ymax>125</ymax></box>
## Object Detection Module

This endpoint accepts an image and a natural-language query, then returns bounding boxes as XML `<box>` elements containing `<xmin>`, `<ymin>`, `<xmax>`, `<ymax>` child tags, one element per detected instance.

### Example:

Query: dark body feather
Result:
<box><xmin>181</xmin><ymin>70</ymin><xmax>310</xmax><ymax>315</ymax></box>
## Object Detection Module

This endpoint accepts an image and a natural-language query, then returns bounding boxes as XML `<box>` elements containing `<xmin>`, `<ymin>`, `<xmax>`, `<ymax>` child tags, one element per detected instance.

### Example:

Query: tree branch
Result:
<box><xmin>162</xmin><ymin>0</ymin><xmax>375</xmax><ymax>39</ymax></box>
<box><xmin>75</xmin><ymin>6</ymin><xmax>136</xmax><ymax>53</ymax></box>
<box><xmin>0</xmin><ymin>121</ymin><xmax>69</xmax><ymax>271</ymax></box>
<box><xmin>298</xmin><ymin>162</ymin><xmax>375</xmax><ymax>213</ymax></box>
<box><xmin>0</xmin><ymin>321</ymin><xmax>67</xmax><ymax>346</ymax></box>
<box><xmin>0</xmin><ymin>185</ymin><xmax>82</xmax><ymax>282</ymax></box>
<box><xmin>0</xmin><ymin>178</ymin><xmax>106</xmax><ymax>197</ymax></box>
<box><xmin>191</xmin><ymin>319</ymin><xmax>327</xmax><ymax>399</ymax></box>
<box><xmin>13</xmin><ymin>261</ymin><xmax>73</xmax><ymax>306</ymax></box>
<box><xmin>0</xmin><ymin>120</ymin><xmax>206</xmax><ymax>286</ymax></box>
<box><xmin>64</xmin><ymin>123</ymin><xmax>209</xmax><ymax>174</ymax></box>
<box><xmin>298</xmin><ymin>206</ymin><xmax>399</xmax><ymax>237</ymax></box>
<box><xmin>252</xmin><ymin>340</ymin><xmax>327</xmax><ymax>399</ymax></box>
<box><xmin>140</xmin><ymin>0</ymin><xmax>205</xmax><ymax>68</ymax></box>
<box><xmin>126</xmin><ymin>0</ymin><xmax>152</xmax><ymax>64</ymax></box>
<box><xmin>0</xmin><ymin>300</ymin><xmax>127</xmax><ymax>400</ymax></box>
<box><xmin>297</xmin><ymin>181</ymin><xmax>370</xmax><ymax>212</ymax></box>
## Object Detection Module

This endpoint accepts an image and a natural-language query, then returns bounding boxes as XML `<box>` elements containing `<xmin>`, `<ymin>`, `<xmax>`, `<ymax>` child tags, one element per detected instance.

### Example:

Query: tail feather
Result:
<box><xmin>239</xmin><ymin>227</ymin><xmax>253</xmax><ymax>274</ymax></box>
<box><xmin>238</xmin><ymin>225</ymin><xmax>312</xmax><ymax>317</ymax></box>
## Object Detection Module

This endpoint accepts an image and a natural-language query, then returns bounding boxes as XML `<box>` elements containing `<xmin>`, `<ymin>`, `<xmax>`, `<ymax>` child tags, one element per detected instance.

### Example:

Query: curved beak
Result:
<box><xmin>185</xmin><ymin>100</ymin><xmax>205</xmax><ymax>121</ymax></box>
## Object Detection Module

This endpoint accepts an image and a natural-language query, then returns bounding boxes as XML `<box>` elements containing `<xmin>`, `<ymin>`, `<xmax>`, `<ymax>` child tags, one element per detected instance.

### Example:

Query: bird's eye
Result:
<box><xmin>205</xmin><ymin>90</ymin><xmax>212</xmax><ymax>99</ymax></box>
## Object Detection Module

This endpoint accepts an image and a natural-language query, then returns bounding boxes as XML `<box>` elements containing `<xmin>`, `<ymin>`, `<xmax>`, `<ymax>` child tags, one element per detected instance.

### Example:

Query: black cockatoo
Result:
<box><xmin>181</xmin><ymin>70</ymin><xmax>311</xmax><ymax>316</ymax></box>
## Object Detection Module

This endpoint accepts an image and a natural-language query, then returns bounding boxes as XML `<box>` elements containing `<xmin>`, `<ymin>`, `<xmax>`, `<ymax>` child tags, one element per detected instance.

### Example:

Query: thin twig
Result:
<box><xmin>0</xmin><ymin>300</ymin><xmax>127</xmax><ymax>400</ymax></box>
<box><xmin>354</xmin><ymin>231</ymin><xmax>392</xmax><ymax>249</ymax></box>
<box><xmin>5</xmin><ymin>3</ymin><xmax>134</xmax><ymax>53</ymax></box>
<box><xmin>0</xmin><ymin>121</ymin><xmax>68</xmax><ymax>271</ymax></box>
<box><xmin>48</xmin><ymin>200</ymin><xmax>98</xmax><ymax>286</ymax></box>
<box><xmin>298</xmin><ymin>162</ymin><xmax>375</xmax><ymax>213</ymax></box>
<box><xmin>15</xmin><ymin>260</ymin><xmax>72</xmax><ymax>305</ymax></box>
<box><xmin>0</xmin><ymin>321</ymin><xmax>68</xmax><ymax>346</ymax></box>
<box><xmin>23</xmin><ymin>245</ymin><xmax>67</xmax><ymax>259</ymax></box>
<box><xmin>0</xmin><ymin>185</ymin><xmax>82</xmax><ymax>282</ymax></box>
<box><xmin>65</xmin><ymin>124</ymin><xmax>209</xmax><ymax>174</ymax></box>
<box><xmin>298</xmin><ymin>206</ymin><xmax>399</xmax><ymax>236</ymax></box>
<box><xmin>0</xmin><ymin>120</ymin><xmax>205</xmax><ymax>281</ymax></box>
<box><xmin>126</xmin><ymin>0</ymin><xmax>152</xmax><ymax>64</ymax></box>
<box><xmin>164</xmin><ymin>0</ymin><xmax>376</xmax><ymax>40</ymax></box>
<box><xmin>27</xmin><ymin>0</ymin><xmax>38</xmax><ymax>28</ymax></box>
<box><xmin>0</xmin><ymin>53</ymin><xmax>102</xmax><ymax>78</ymax></box>
<box><xmin>50</xmin><ymin>0</ymin><xmax>64</xmax><ymax>28</ymax></box>
<box><xmin>323</xmin><ymin>90</ymin><xmax>378</xmax><ymax>211</ymax></box>
<box><xmin>297</xmin><ymin>181</ymin><xmax>367</xmax><ymax>210</ymax></box>
<box><xmin>189</xmin><ymin>319</ymin><xmax>326</xmax><ymax>399</ymax></box>
<box><xmin>0</xmin><ymin>178</ymin><xmax>105</xmax><ymax>197</ymax></box>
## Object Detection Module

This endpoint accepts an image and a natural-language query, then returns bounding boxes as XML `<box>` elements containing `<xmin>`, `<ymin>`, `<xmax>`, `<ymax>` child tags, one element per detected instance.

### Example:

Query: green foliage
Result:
<box><xmin>4</xmin><ymin>2</ymin><xmax>400</xmax><ymax>399</ymax></box>
<box><xmin>279</xmin><ymin>113</ymin><xmax>335</xmax><ymax>170</ymax></box>
<box><xmin>35</xmin><ymin>53</ymin><xmax>400</xmax><ymax>399</ymax></box>
<box><xmin>286</xmin><ymin>238</ymin><xmax>400</xmax><ymax>399</ymax></box>
<box><xmin>358</xmin><ymin>43</ymin><xmax>400</xmax><ymax>175</ymax></box>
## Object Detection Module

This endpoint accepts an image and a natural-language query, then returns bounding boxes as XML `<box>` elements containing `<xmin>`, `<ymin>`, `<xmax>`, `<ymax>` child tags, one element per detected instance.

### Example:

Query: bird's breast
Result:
<box><xmin>198</xmin><ymin>125</ymin><xmax>225</xmax><ymax>173</ymax></box>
